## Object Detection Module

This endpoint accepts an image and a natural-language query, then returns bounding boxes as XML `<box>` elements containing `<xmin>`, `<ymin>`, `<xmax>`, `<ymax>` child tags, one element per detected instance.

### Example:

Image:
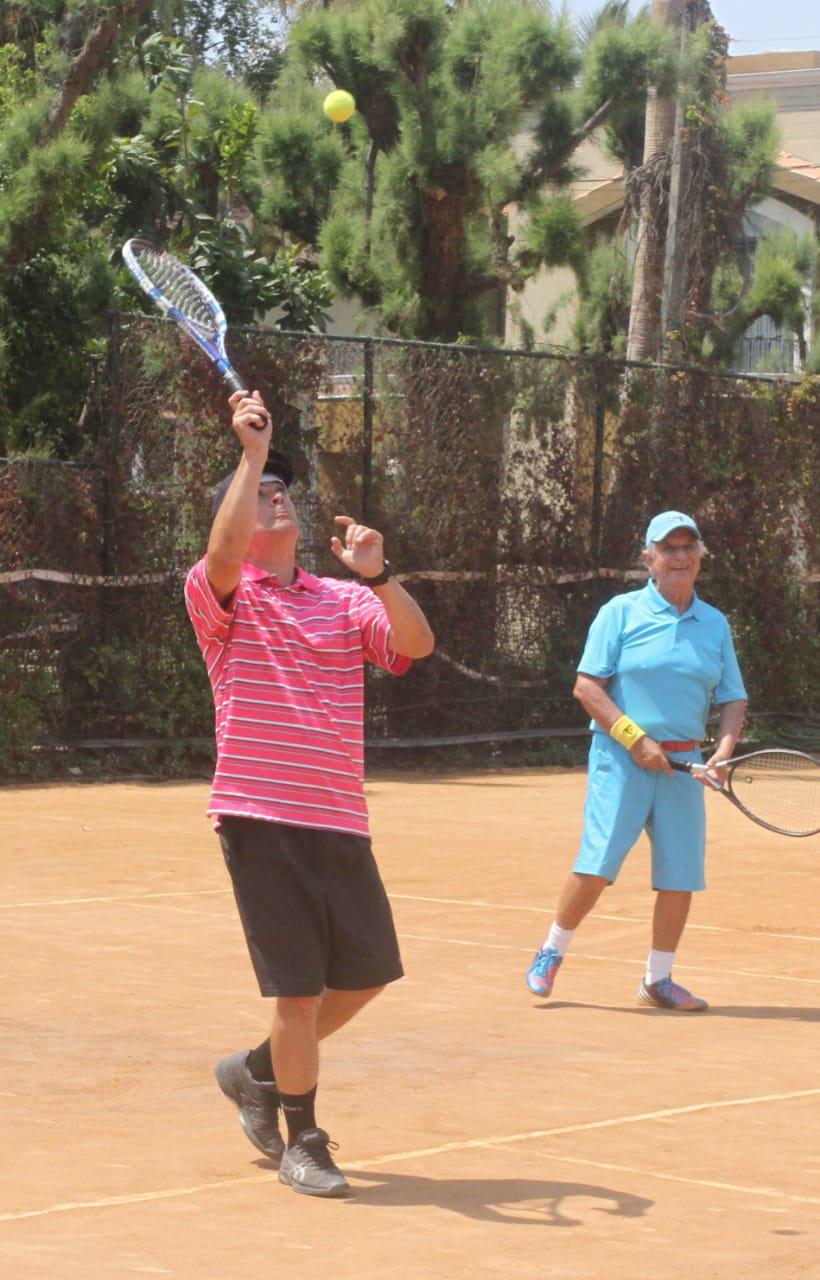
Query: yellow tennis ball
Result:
<box><xmin>323</xmin><ymin>90</ymin><xmax>356</xmax><ymax>124</ymax></box>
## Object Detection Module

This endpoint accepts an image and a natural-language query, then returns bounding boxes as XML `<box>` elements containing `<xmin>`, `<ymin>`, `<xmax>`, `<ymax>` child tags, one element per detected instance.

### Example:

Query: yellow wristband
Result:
<box><xmin>610</xmin><ymin>714</ymin><xmax>646</xmax><ymax>750</ymax></box>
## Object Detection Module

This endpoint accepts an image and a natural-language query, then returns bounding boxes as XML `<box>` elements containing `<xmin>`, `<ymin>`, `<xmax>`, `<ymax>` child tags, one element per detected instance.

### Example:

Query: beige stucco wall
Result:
<box><xmin>768</xmin><ymin>111</ymin><xmax>819</xmax><ymax>163</ymax></box>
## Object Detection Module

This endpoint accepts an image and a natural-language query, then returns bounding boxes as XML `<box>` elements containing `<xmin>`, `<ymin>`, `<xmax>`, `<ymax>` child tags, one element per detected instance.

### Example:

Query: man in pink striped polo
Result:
<box><xmin>185</xmin><ymin>389</ymin><xmax>434</xmax><ymax>1199</ymax></box>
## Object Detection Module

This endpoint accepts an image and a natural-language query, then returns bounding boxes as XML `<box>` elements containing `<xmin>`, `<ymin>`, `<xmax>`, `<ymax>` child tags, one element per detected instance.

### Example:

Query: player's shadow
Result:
<box><xmin>347</xmin><ymin>1171</ymin><xmax>652</xmax><ymax>1224</ymax></box>
<box><xmin>253</xmin><ymin>1160</ymin><xmax>651</xmax><ymax>1224</ymax></box>
<box><xmin>702</xmin><ymin>1005</ymin><xmax>820</xmax><ymax>1022</ymax></box>
<box><xmin>537</xmin><ymin>1001</ymin><xmax>820</xmax><ymax>1022</ymax></box>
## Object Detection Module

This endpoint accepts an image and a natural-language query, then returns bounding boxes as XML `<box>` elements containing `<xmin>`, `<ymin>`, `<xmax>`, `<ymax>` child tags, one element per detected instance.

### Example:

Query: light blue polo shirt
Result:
<box><xmin>578</xmin><ymin>580</ymin><xmax>747</xmax><ymax>742</ymax></box>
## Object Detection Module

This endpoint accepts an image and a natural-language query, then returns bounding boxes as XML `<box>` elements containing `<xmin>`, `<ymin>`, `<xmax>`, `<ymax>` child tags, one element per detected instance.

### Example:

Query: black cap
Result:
<box><xmin>211</xmin><ymin>449</ymin><xmax>295</xmax><ymax>518</ymax></box>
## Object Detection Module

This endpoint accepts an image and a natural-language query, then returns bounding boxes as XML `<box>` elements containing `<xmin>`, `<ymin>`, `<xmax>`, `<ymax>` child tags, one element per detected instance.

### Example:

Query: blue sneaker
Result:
<box><xmin>526</xmin><ymin>946</ymin><xmax>563</xmax><ymax>997</ymax></box>
<box><xmin>638</xmin><ymin>976</ymin><xmax>708</xmax><ymax>1012</ymax></box>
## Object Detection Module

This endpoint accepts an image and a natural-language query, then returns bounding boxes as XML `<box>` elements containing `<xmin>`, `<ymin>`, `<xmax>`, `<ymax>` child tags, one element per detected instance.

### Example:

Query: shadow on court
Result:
<box><xmin>535</xmin><ymin>1001</ymin><xmax>820</xmax><ymax>1023</ymax></box>
<box><xmin>348</xmin><ymin>1172</ymin><xmax>653</xmax><ymax>1224</ymax></box>
<box><xmin>253</xmin><ymin>1161</ymin><xmax>653</xmax><ymax>1224</ymax></box>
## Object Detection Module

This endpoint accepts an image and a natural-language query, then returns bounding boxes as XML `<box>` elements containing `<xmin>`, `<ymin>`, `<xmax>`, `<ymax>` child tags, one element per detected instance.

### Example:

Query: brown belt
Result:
<box><xmin>660</xmin><ymin>740</ymin><xmax>700</xmax><ymax>752</ymax></box>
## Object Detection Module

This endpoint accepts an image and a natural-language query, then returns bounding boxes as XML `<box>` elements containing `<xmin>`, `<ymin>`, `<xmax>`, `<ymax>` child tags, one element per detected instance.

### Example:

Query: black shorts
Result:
<box><xmin>218</xmin><ymin>817</ymin><xmax>404</xmax><ymax>998</ymax></box>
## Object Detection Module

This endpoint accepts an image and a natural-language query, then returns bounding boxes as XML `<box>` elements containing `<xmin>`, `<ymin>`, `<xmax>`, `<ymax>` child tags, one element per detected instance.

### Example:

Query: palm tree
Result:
<box><xmin>626</xmin><ymin>0</ymin><xmax>684</xmax><ymax>362</ymax></box>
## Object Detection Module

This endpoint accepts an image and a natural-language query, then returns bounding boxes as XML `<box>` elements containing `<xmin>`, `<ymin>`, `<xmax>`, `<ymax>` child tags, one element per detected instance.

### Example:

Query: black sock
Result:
<box><xmin>246</xmin><ymin>1040</ymin><xmax>276</xmax><ymax>1087</ymax></box>
<box><xmin>280</xmin><ymin>1086</ymin><xmax>318</xmax><ymax>1146</ymax></box>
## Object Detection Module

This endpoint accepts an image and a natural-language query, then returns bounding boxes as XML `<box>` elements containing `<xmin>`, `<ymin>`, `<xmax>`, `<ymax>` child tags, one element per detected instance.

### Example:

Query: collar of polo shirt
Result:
<box><xmin>242</xmin><ymin>563</ymin><xmax>321</xmax><ymax>592</ymax></box>
<box><xmin>646</xmin><ymin>578</ymin><xmax>703</xmax><ymax>619</ymax></box>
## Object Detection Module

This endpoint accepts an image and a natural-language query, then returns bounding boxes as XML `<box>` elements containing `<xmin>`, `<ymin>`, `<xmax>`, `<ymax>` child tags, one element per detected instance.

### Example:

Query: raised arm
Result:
<box><xmin>206</xmin><ymin>391</ymin><xmax>271</xmax><ymax>603</ymax></box>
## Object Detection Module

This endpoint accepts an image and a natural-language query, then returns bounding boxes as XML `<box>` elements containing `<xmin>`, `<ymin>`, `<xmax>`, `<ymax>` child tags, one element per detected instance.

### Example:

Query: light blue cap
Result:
<box><xmin>645</xmin><ymin>510</ymin><xmax>701</xmax><ymax>548</ymax></box>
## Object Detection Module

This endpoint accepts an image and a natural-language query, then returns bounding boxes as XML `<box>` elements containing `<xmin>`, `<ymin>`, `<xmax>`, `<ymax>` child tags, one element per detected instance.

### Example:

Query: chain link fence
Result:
<box><xmin>1</xmin><ymin>316</ymin><xmax>818</xmax><ymax>778</ymax></box>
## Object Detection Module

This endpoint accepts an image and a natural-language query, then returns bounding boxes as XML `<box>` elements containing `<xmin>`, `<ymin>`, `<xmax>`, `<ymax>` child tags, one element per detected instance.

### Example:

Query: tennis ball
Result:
<box><xmin>323</xmin><ymin>89</ymin><xmax>356</xmax><ymax>124</ymax></box>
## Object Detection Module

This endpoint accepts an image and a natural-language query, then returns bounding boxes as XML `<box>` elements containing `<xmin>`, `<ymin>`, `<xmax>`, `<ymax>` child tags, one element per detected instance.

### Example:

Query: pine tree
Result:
<box><xmin>0</xmin><ymin>2</ymin><xmax>327</xmax><ymax>453</ymax></box>
<box><xmin>259</xmin><ymin>0</ymin><xmax>675</xmax><ymax>341</ymax></box>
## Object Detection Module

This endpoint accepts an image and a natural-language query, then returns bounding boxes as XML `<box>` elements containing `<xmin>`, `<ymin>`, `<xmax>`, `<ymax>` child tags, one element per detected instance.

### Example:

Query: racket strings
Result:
<box><xmin>135</xmin><ymin>246</ymin><xmax>218</xmax><ymax>339</ymax></box>
<box><xmin>731</xmin><ymin>752</ymin><xmax>820</xmax><ymax>836</ymax></box>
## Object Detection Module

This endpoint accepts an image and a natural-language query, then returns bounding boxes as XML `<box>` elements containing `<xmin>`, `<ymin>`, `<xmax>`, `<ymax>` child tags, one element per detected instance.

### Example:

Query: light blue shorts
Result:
<box><xmin>573</xmin><ymin>734</ymin><xmax>706</xmax><ymax>891</ymax></box>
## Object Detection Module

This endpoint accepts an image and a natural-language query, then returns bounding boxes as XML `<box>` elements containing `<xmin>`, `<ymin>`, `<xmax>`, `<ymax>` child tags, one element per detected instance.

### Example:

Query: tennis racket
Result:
<box><xmin>122</xmin><ymin>237</ymin><xmax>255</xmax><ymax>406</ymax></box>
<box><xmin>669</xmin><ymin>748</ymin><xmax>820</xmax><ymax>838</ymax></box>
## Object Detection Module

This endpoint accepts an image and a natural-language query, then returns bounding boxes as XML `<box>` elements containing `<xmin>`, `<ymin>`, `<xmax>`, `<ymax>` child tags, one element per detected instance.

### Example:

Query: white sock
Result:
<box><xmin>544</xmin><ymin>923</ymin><xmax>575</xmax><ymax>957</ymax></box>
<box><xmin>646</xmin><ymin>950</ymin><xmax>675</xmax><ymax>985</ymax></box>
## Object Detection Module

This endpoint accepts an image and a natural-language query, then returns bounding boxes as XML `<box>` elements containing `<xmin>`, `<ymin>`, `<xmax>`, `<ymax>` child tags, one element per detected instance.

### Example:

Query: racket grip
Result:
<box><xmin>223</xmin><ymin>368</ymin><xmax>268</xmax><ymax>432</ymax></box>
<box><xmin>668</xmin><ymin>760</ymin><xmax>693</xmax><ymax>774</ymax></box>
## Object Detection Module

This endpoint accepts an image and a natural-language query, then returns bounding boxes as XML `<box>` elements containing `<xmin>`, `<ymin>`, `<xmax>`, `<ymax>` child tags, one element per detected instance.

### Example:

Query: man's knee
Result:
<box><xmin>330</xmin><ymin>985</ymin><xmax>385</xmax><ymax>1008</ymax></box>
<box><xmin>275</xmin><ymin>994</ymin><xmax>321</xmax><ymax>1025</ymax></box>
<box><xmin>358</xmin><ymin>984</ymin><xmax>386</xmax><ymax>1003</ymax></box>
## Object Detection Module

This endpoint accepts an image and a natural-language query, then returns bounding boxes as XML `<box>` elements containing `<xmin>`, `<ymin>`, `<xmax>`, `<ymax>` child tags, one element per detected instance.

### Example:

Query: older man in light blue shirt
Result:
<box><xmin>526</xmin><ymin>512</ymin><xmax>747</xmax><ymax>1011</ymax></box>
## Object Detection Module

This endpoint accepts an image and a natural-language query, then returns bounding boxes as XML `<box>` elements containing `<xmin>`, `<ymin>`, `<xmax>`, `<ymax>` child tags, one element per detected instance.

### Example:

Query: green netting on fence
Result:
<box><xmin>1</xmin><ymin>318</ymin><xmax>817</xmax><ymax>777</ymax></box>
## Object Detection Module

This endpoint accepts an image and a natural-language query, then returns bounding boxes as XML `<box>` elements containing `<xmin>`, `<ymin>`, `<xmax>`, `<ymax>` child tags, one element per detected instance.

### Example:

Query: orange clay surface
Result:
<box><xmin>1</xmin><ymin>769</ymin><xmax>818</xmax><ymax>1279</ymax></box>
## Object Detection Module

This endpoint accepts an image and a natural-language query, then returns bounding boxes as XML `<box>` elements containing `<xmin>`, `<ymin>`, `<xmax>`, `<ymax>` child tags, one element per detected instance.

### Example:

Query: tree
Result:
<box><xmin>626</xmin><ymin>0</ymin><xmax>688</xmax><ymax>362</ymax></box>
<box><xmin>258</xmin><ymin>0</ymin><xmax>675</xmax><ymax>341</ymax></box>
<box><xmin>0</xmin><ymin>4</ymin><xmax>330</xmax><ymax>454</ymax></box>
<box><xmin>618</xmin><ymin>3</ymin><xmax>811</xmax><ymax>367</ymax></box>
<box><xmin>705</xmin><ymin>229</ymin><xmax>817</xmax><ymax>367</ymax></box>
<box><xmin>0</xmin><ymin>7</ymin><xmax>158</xmax><ymax>452</ymax></box>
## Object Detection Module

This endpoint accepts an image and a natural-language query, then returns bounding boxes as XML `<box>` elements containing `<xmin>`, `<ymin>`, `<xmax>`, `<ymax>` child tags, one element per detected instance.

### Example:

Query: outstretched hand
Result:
<box><xmin>330</xmin><ymin>516</ymin><xmax>385</xmax><ymax>579</ymax></box>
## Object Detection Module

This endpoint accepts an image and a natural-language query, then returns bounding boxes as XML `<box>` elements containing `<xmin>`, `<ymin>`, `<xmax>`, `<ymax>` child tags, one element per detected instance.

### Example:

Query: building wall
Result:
<box><xmin>728</xmin><ymin>62</ymin><xmax>820</xmax><ymax>162</ymax></box>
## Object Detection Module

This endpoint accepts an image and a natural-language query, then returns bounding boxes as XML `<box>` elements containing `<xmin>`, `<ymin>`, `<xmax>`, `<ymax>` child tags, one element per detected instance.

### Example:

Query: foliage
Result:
<box><xmin>0</xmin><ymin>8</ymin><xmax>331</xmax><ymax>456</ymax></box>
<box><xmin>172</xmin><ymin>0</ymin><xmax>286</xmax><ymax>84</ymax></box>
<box><xmin>0</xmin><ymin>247</ymin><xmax>113</xmax><ymax>453</ymax></box>
<box><xmin>189</xmin><ymin>226</ymin><xmax>333</xmax><ymax>329</ymax></box>
<box><xmin>0</xmin><ymin>653</ymin><xmax>59</xmax><ymax>775</ymax></box>
<box><xmin>572</xmin><ymin>237</ymin><xmax>632</xmax><ymax>356</ymax></box>
<box><xmin>572</xmin><ymin>13</ymin><xmax>815</xmax><ymax>370</ymax></box>
<box><xmin>0</xmin><ymin>0</ymin><xmax>814</xmax><ymax>461</ymax></box>
<box><xmin>260</xmin><ymin>0</ymin><xmax>674</xmax><ymax>340</ymax></box>
<box><xmin>705</xmin><ymin>230</ymin><xmax>817</xmax><ymax>366</ymax></box>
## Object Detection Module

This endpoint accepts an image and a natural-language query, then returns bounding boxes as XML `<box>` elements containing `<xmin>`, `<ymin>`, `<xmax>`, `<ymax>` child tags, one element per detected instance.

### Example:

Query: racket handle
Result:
<box><xmin>668</xmin><ymin>759</ymin><xmax>724</xmax><ymax>791</ymax></box>
<box><xmin>223</xmin><ymin>369</ymin><xmax>269</xmax><ymax>431</ymax></box>
<box><xmin>668</xmin><ymin>760</ymin><xmax>710</xmax><ymax>777</ymax></box>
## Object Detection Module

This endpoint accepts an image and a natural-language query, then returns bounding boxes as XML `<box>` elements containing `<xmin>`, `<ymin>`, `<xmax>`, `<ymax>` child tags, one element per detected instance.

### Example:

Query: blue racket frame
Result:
<box><xmin>122</xmin><ymin>237</ymin><xmax>246</xmax><ymax>395</ymax></box>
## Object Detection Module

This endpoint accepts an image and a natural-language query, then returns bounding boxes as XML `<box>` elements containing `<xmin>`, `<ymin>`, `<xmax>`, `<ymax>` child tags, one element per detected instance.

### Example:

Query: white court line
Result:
<box><xmin>352</xmin><ymin>1088</ymin><xmax>820</xmax><ymax>1167</ymax></box>
<box><xmin>1</xmin><ymin>1088</ymin><xmax>816</xmax><ymax>1224</ymax></box>
<box><xmin>392</xmin><ymin>893</ymin><xmax>820</xmax><ymax>945</ymax></box>
<box><xmin>520</xmin><ymin>1150</ymin><xmax>820</xmax><ymax>1208</ymax></box>
<box><xmin>400</xmin><ymin>931</ymin><xmax>820</xmax><ymax>985</ymax></box>
<box><xmin>0</xmin><ymin>1177</ymin><xmax>276</xmax><ymax>1224</ymax></box>
<box><xmin>17</xmin><ymin>897</ymin><xmax>816</xmax><ymax>987</ymax></box>
<box><xmin>1</xmin><ymin>893</ymin><xmax>816</xmax><ymax>985</ymax></box>
<box><xmin>5</xmin><ymin>886</ymin><xmax>817</xmax><ymax>947</ymax></box>
<box><xmin>0</xmin><ymin>889</ymin><xmax>231</xmax><ymax>911</ymax></box>
<box><xmin>125</xmin><ymin>900</ymin><xmax>233</xmax><ymax>923</ymax></box>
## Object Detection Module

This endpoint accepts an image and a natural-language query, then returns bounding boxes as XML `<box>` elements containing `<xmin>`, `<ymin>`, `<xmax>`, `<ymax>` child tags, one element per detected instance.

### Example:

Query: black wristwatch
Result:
<box><xmin>360</xmin><ymin>559</ymin><xmax>392</xmax><ymax>588</ymax></box>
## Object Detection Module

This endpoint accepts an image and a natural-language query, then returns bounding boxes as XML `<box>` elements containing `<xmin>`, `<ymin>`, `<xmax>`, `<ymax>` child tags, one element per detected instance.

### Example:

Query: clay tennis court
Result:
<box><xmin>1</xmin><ymin>769</ymin><xmax>818</xmax><ymax>1278</ymax></box>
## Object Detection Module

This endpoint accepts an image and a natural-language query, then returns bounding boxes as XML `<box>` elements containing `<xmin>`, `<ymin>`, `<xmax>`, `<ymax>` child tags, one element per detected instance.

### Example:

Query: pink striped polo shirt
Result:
<box><xmin>184</xmin><ymin>558</ymin><xmax>411</xmax><ymax>838</ymax></box>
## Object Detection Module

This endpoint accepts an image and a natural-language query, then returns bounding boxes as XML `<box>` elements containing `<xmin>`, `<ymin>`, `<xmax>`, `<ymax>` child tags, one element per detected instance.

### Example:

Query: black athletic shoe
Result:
<box><xmin>278</xmin><ymin>1127</ymin><xmax>350</xmax><ymax>1198</ymax></box>
<box><xmin>214</xmin><ymin>1050</ymin><xmax>285</xmax><ymax>1166</ymax></box>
